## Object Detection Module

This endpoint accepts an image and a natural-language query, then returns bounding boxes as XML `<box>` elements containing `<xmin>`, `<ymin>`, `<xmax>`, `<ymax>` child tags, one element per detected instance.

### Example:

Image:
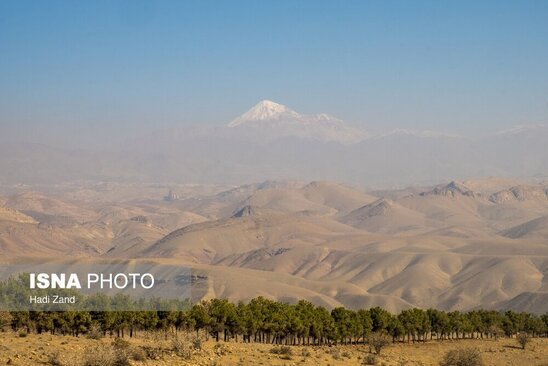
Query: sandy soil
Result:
<box><xmin>1</xmin><ymin>332</ymin><xmax>547</xmax><ymax>366</ymax></box>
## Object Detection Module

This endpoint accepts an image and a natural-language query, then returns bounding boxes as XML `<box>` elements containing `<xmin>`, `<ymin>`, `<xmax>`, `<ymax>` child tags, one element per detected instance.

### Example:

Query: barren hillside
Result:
<box><xmin>1</xmin><ymin>178</ymin><xmax>547</xmax><ymax>313</ymax></box>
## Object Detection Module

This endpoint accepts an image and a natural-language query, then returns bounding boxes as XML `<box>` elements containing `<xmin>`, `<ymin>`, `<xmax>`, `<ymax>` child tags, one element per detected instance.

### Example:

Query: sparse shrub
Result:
<box><xmin>362</xmin><ymin>353</ymin><xmax>377</xmax><ymax>365</ymax></box>
<box><xmin>47</xmin><ymin>350</ymin><xmax>63</xmax><ymax>366</ymax></box>
<box><xmin>192</xmin><ymin>335</ymin><xmax>203</xmax><ymax>350</ymax></box>
<box><xmin>329</xmin><ymin>348</ymin><xmax>342</xmax><ymax>360</ymax></box>
<box><xmin>342</xmin><ymin>350</ymin><xmax>351</xmax><ymax>358</ymax></box>
<box><xmin>142</xmin><ymin>345</ymin><xmax>163</xmax><ymax>360</ymax></box>
<box><xmin>86</xmin><ymin>323</ymin><xmax>103</xmax><ymax>340</ymax></box>
<box><xmin>130</xmin><ymin>347</ymin><xmax>147</xmax><ymax>361</ymax></box>
<box><xmin>0</xmin><ymin>311</ymin><xmax>12</xmax><ymax>330</ymax></box>
<box><xmin>18</xmin><ymin>330</ymin><xmax>28</xmax><ymax>337</ymax></box>
<box><xmin>214</xmin><ymin>343</ymin><xmax>229</xmax><ymax>356</ymax></box>
<box><xmin>112</xmin><ymin>337</ymin><xmax>130</xmax><ymax>350</ymax></box>
<box><xmin>82</xmin><ymin>344</ymin><xmax>116</xmax><ymax>366</ymax></box>
<box><xmin>142</xmin><ymin>331</ymin><xmax>164</xmax><ymax>359</ymax></box>
<box><xmin>300</xmin><ymin>347</ymin><xmax>311</xmax><ymax>357</ymax></box>
<box><xmin>516</xmin><ymin>333</ymin><xmax>530</xmax><ymax>350</ymax></box>
<box><xmin>144</xmin><ymin>330</ymin><xmax>164</xmax><ymax>342</ymax></box>
<box><xmin>170</xmin><ymin>334</ymin><xmax>192</xmax><ymax>359</ymax></box>
<box><xmin>113</xmin><ymin>350</ymin><xmax>130</xmax><ymax>366</ymax></box>
<box><xmin>81</xmin><ymin>342</ymin><xmax>131</xmax><ymax>366</ymax></box>
<box><xmin>168</xmin><ymin>331</ymin><xmax>203</xmax><ymax>356</ymax></box>
<box><xmin>368</xmin><ymin>331</ymin><xmax>391</xmax><ymax>355</ymax></box>
<box><xmin>279</xmin><ymin>345</ymin><xmax>292</xmax><ymax>356</ymax></box>
<box><xmin>439</xmin><ymin>347</ymin><xmax>484</xmax><ymax>366</ymax></box>
<box><xmin>271</xmin><ymin>345</ymin><xmax>293</xmax><ymax>359</ymax></box>
<box><xmin>111</xmin><ymin>338</ymin><xmax>131</xmax><ymax>366</ymax></box>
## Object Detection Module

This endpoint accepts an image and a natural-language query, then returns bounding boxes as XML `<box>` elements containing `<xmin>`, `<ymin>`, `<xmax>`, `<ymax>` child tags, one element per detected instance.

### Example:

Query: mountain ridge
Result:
<box><xmin>227</xmin><ymin>100</ymin><xmax>368</xmax><ymax>143</ymax></box>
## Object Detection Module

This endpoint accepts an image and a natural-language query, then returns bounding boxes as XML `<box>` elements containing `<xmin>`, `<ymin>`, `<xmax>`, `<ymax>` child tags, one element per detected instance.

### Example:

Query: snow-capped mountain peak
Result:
<box><xmin>249</xmin><ymin>100</ymin><xmax>290</xmax><ymax>117</ymax></box>
<box><xmin>226</xmin><ymin>100</ymin><xmax>368</xmax><ymax>143</ymax></box>
<box><xmin>228</xmin><ymin>100</ymin><xmax>299</xmax><ymax>127</ymax></box>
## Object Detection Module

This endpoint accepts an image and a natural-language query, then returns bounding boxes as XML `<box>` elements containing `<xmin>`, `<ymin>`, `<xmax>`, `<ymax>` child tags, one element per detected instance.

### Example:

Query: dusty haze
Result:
<box><xmin>1</xmin><ymin>100</ymin><xmax>547</xmax><ymax>188</ymax></box>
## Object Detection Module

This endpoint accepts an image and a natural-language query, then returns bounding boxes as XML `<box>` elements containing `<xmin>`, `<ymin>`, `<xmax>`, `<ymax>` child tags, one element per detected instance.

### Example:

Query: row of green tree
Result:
<box><xmin>0</xmin><ymin>273</ymin><xmax>189</xmax><ymax>312</ymax></box>
<box><xmin>2</xmin><ymin>297</ymin><xmax>547</xmax><ymax>346</ymax></box>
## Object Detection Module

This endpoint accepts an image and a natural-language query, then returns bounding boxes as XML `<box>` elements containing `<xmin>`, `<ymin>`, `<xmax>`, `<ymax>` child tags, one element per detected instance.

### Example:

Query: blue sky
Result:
<box><xmin>1</xmin><ymin>0</ymin><xmax>547</xmax><ymax>141</ymax></box>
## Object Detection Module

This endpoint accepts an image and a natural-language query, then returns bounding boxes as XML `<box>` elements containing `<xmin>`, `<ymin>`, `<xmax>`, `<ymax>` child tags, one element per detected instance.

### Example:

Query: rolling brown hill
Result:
<box><xmin>1</xmin><ymin>178</ymin><xmax>547</xmax><ymax>313</ymax></box>
<box><xmin>340</xmin><ymin>198</ymin><xmax>434</xmax><ymax>233</ymax></box>
<box><xmin>501</xmin><ymin>215</ymin><xmax>548</xmax><ymax>239</ymax></box>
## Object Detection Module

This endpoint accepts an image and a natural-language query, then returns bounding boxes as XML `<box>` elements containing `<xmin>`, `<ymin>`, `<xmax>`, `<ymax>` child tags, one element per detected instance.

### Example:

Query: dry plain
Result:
<box><xmin>0</xmin><ymin>331</ymin><xmax>547</xmax><ymax>366</ymax></box>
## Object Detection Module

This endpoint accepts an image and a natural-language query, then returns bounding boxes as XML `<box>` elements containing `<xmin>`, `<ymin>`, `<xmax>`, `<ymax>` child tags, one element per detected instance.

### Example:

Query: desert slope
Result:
<box><xmin>1</xmin><ymin>178</ymin><xmax>548</xmax><ymax>313</ymax></box>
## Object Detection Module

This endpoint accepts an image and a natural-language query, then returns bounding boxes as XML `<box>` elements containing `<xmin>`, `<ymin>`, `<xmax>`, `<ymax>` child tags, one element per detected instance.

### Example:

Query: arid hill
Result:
<box><xmin>1</xmin><ymin>178</ymin><xmax>547</xmax><ymax>313</ymax></box>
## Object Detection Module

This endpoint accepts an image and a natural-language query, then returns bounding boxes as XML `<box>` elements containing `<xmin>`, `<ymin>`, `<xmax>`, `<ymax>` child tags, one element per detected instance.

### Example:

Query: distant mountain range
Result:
<box><xmin>0</xmin><ymin>100</ymin><xmax>546</xmax><ymax>187</ymax></box>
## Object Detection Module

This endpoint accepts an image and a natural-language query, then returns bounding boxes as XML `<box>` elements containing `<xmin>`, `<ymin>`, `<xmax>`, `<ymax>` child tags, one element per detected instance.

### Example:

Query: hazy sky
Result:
<box><xmin>1</xmin><ymin>0</ymin><xmax>547</xmax><ymax>144</ymax></box>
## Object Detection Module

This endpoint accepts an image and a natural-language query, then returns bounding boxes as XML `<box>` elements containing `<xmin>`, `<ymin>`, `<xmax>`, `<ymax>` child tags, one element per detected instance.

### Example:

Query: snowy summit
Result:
<box><xmin>227</xmin><ymin>100</ymin><xmax>368</xmax><ymax>144</ymax></box>
<box><xmin>228</xmin><ymin>100</ymin><xmax>299</xmax><ymax>126</ymax></box>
